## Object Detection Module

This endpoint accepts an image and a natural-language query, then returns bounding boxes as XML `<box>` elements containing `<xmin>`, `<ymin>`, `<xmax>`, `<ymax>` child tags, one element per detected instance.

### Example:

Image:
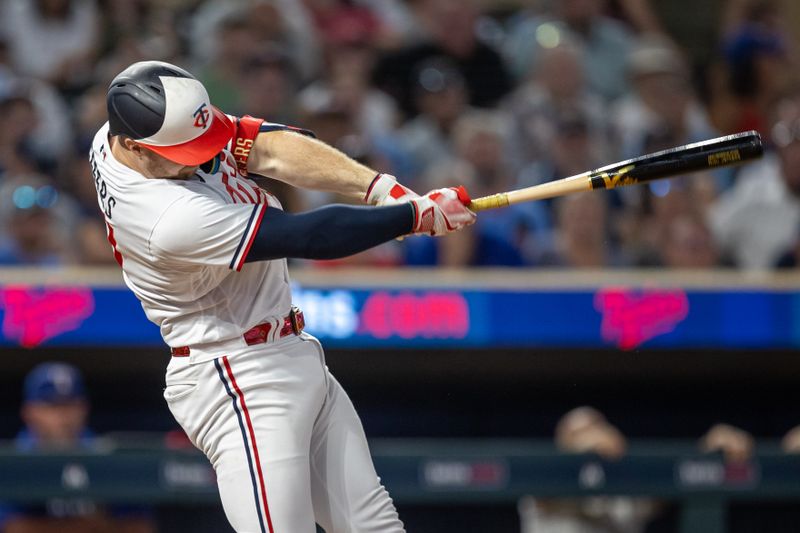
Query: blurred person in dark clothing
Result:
<box><xmin>394</xmin><ymin>57</ymin><xmax>470</xmax><ymax>179</ymax></box>
<box><xmin>0</xmin><ymin>94</ymin><xmax>41</xmax><ymax>176</ymax></box>
<box><xmin>373</xmin><ymin>0</ymin><xmax>512</xmax><ymax>117</ymax></box>
<box><xmin>0</xmin><ymin>362</ymin><xmax>155</xmax><ymax>533</ymax></box>
<box><xmin>0</xmin><ymin>87</ymin><xmax>72</xmax><ymax>176</ymax></box>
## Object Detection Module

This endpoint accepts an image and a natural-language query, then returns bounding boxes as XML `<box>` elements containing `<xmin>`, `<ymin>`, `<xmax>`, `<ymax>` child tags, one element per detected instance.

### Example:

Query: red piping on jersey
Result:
<box><xmin>105</xmin><ymin>221</ymin><xmax>123</xmax><ymax>266</ymax></box>
<box><xmin>222</xmin><ymin>356</ymin><xmax>275</xmax><ymax>533</ymax></box>
<box><xmin>236</xmin><ymin>205</ymin><xmax>266</xmax><ymax>271</ymax></box>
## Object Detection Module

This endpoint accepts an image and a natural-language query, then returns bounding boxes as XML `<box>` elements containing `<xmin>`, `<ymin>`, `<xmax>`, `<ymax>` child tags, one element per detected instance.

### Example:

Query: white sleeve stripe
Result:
<box><xmin>230</xmin><ymin>204</ymin><xmax>266</xmax><ymax>271</ymax></box>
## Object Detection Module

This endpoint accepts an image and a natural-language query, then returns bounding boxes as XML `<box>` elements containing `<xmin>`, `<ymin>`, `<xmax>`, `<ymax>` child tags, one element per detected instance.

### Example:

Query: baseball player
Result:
<box><xmin>89</xmin><ymin>60</ymin><xmax>475</xmax><ymax>532</ymax></box>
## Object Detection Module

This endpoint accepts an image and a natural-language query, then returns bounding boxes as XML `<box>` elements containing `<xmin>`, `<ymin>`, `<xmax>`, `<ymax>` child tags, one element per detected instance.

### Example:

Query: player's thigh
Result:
<box><xmin>309</xmin><ymin>373</ymin><xmax>405</xmax><ymax>533</ymax></box>
<box><xmin>217</xmin><ymin>456</ymin><xmax>316</xmax><ymax>533</ymax></box>
<box><xmin>165</xmin><ymin>340</ymin><xmax>327</xmax><ymax>532</ymax></box>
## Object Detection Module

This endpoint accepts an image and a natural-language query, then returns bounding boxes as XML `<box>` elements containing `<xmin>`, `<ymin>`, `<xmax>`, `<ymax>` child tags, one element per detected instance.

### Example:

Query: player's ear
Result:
<box><xmin>119</xmin><ymin>136</ymin><xmax>141</xmax><ymax>154</ymax></box>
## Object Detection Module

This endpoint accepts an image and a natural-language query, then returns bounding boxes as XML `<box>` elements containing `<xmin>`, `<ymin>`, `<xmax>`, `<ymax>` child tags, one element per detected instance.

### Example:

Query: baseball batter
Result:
<box><xmin>89</xmin><ymin>61</ymin><xmax>475</xmax><ymax>532</ymax></box>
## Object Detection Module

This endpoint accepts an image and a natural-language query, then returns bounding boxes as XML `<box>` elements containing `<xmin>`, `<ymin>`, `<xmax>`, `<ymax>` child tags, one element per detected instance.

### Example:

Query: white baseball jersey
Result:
<box><xmin>89</xmin><ymin>119</ymin><xmax>290</xmax><ymax>355</ymax></box>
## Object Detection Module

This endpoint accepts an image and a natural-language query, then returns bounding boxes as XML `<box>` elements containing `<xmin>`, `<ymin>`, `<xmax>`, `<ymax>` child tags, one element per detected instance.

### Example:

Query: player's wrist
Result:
<box><xmin>365</xmin><ymin>173</ymin><xmax>419</xmax><ymax>206</ymax></box>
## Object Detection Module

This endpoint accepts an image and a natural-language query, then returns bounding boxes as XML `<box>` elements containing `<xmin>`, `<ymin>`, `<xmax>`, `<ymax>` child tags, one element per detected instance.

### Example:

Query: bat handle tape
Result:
<box><xmin>468</xmin><ymin>193</ymin><xmax>509</xmax><ymax>212</ymax></box>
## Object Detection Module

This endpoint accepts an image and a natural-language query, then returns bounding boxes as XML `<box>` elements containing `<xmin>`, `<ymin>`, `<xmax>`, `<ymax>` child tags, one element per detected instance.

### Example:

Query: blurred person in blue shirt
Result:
<box><xmin>0</xmin><ymin>362</ymin><xmax>155</xmax><ymax>533</ymax></box>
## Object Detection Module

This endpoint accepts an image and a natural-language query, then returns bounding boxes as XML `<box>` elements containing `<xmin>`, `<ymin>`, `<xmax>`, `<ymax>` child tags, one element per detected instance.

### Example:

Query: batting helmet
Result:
<box><xmin>107</xmin><ymin>60</ymin><xmax>234</xmax><ymax>166</ymax></box>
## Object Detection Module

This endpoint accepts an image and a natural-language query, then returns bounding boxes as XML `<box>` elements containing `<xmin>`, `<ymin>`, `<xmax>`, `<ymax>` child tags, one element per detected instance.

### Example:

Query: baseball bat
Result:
<box><xmin>468</xmin><ymin>130</ymin><xmax>763</xmax><ymax>211</ymax></box>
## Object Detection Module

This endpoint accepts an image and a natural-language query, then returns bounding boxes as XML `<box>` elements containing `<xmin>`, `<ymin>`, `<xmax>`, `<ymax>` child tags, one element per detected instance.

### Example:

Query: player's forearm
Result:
<box><xmin>248</xmin><ymin>131</ymin><xmax>377</xmax><ymax>199</ymax></box>
<box><xmin>246</xmin><ymin>205</ymin><xmax>414</xmax><ymax>262</ymax></box>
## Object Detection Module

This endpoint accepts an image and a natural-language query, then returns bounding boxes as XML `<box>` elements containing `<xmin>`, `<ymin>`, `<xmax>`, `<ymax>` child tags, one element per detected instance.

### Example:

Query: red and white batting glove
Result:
<box><xmin>409</xmin><ymin>186</ymin><xmax>476</xmax><ymax>236</ymax></box>
<box><xmin>365</xmin><ymin>173</ymin><xmax>419</xmax><ymax>205</ymax></box>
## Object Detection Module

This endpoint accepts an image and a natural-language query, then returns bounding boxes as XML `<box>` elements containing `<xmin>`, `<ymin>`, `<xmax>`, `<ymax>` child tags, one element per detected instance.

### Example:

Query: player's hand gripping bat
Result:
<box><xmin>467</xmin><ymin>131</ymin><xmax>763</xmax><ymax>211</ymax></box>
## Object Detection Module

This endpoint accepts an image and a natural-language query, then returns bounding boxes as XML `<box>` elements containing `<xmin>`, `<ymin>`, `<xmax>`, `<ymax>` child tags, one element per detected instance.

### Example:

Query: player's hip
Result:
<box><xmin>164</xmin><ymin>333</ymin><xmax>328</xmax><ymax>453</ymax></box>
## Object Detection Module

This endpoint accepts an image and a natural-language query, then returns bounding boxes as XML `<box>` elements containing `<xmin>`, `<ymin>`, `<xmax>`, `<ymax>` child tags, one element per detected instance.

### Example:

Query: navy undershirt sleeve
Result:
<box><xmin>245</xmin><ymin>203</ymin><xmax>415</xmax><ymax>262</ymax></box>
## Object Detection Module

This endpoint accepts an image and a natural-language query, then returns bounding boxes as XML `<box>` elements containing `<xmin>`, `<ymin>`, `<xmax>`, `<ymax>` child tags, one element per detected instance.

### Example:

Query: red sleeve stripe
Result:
<box><xmin>230</xmin><ymin>204</ymin><xmax>266</xmax><ymax>271</ymax></box>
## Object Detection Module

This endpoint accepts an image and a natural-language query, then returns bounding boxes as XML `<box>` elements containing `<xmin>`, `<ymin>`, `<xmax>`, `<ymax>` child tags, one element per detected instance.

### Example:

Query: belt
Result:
<box><xmin>171</xmin><ymin>306</ymin><xmax>305</xmax><ymax>357</ymax></box>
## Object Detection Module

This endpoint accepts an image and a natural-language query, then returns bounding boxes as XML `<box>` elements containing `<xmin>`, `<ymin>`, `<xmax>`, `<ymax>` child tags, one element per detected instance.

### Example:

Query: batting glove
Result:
<box><xmin>365</xmin><ymin>173</ymin><xmax>419</xmax><ymax>205</ymax></box>
<box><xmin>409</xmin><ymin>186</ymin><xmax>476</xmax><ymax>236</ymax></box>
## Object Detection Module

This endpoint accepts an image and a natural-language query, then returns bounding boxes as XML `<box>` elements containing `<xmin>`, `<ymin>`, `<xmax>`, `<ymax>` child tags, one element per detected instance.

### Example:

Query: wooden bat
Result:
<box><xmin>468</xmin><ymin>130</ymin><xmax>763</xmax><ymax>212</ymax></box>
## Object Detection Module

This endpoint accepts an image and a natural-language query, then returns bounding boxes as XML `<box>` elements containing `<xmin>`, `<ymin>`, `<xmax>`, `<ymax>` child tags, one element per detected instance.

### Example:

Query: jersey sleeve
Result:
<box><xmin>149</xmin><ymin>195</ymin><xmax>267</xmax><ymax>272</ymax></box>
<box><xmin>227</xmin><ymin>114</ymin><xmax>315</xmax><ymax>175</ymax></box>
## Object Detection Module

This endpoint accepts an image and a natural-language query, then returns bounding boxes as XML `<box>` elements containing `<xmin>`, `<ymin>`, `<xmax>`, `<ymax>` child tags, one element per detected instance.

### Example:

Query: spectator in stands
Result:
<box><xmin>406</xmin><ymin>111</ymin><xmax>552</xmax><ymax>266</ymax></box>
<box><xmin>193</xmin><ymin>7</ymin><xmax>257</xmax><ymax>114</ymax></box>
<box><xmin>504</xmin><ymin>38</ymin><xmax>610</xmax><ymax>171</ymax></box>
<box><xmin>297</xmin><ymin>9</ymin><xmax>398</xmax><ymax>140</ymax></box>
<box><xmin>0</xmin><ymin>92</ymin><xmax>42</xmax><ymax>176</ymax></box>
<box><xmin>504</xmin><ymin>0</ymin><xmax>634</xmax><ymax>101</ymax></box>
<box><xmin>393</xmin><ymin>56</ymin><xmax>470</xmax><ymax>180</ymax></box>
<box><xmin>611</xmin><ymin>35</ymin><xmax>718</xmax><ymax>164</ymax></box>
<box><xmin>0</xmin><ymin>0</ymin><xmax>99</xmax><ymax>90</ymax></box>
<box><xmin>91</xmin><ymin>1</ymin><xmax>184</xmax><ymax>87</ymax></box>
<box><xmin>0</xmin><ymin>362</ymin><xmax>155</xmax><ymax>533</ymax></box>
<box><xmin>0</xmin><ymin>48</ymin><xmax>74</xmax><ymax>165</ymax></box>
<box><xmin>239</xmin><ymin>48</ymin><xmax>299</xmax><ymax>127</ymax></box>
<box><xmin>373</xmin><ymin>0</ymin><xmax>512</xmax><ymax>117</ymax></box>
<box><xmin>516</xmin><ymin>108</ymin><xmax>608</xmax><ymax>216</ymax></box>
<box><xmin>0</xmin><ymin>174</ymin><xmax>76</xmax><ymax>265</ymax></box>
<box><xmin>659</xmin><ymin>213</ymin><xmax>720</xmax><ymax>268</ymax></box>
<box><xmin>548</xmin><ymin>192</ymin><xmax>615</xmax><ymax>268</ymax></box>
<box><xmin>709</xmin><ymin>89</ymin><xmax>800</xmax><ymax>269</ymax></box>
<box><xmin>711</xmin><ymin>19</ymin><xmax>791</xmax><ymax>136</ymax></box>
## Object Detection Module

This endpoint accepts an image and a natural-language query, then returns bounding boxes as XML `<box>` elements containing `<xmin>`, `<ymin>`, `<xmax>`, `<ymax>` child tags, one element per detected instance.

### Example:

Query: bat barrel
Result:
<box><xmin>467</xmin><ymin>131</ymin><xmax>764</xmax><ymax>212</ymax></box>
<box><xmin>589</xmin><ymin>131</ymin><xmax>763</xmax><ymax>190</ymax></box>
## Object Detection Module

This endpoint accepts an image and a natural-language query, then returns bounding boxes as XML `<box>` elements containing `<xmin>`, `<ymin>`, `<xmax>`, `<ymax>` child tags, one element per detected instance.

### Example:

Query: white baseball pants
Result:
<box><xmin>164</xmin><ymin>332</ymin><xmax>404</xmax><ymax>532</ymax></box>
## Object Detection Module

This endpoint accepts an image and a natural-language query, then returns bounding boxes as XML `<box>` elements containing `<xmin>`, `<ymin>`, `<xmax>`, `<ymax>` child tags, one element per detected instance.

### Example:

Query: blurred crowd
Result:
<box><xmin>1</xmin><ymin>0</ymin><xmax>800</xmax><ymax>269</ymax></box>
